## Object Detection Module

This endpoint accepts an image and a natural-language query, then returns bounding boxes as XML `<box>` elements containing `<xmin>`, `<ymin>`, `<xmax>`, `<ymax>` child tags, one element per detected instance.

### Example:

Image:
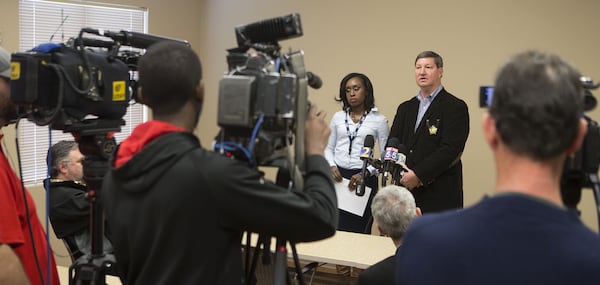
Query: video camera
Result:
<box><xmin>8</xmin><ymin>28</ymin><xmax>190</xmax><ymax>285</ymax></box>
<box><xmin>9</xmin><ymin>28</ymin><xmax>189</xmax><ymax>132</ymax></box>
<box><xmin>214</xmin><ymin>13</ymin><xmax>322</xmax><ymax>170</ymax></box>
<box><xmin>561</xmin><ymin>77</ymin><xmax>600</xmax><ymax>210</ymax></box>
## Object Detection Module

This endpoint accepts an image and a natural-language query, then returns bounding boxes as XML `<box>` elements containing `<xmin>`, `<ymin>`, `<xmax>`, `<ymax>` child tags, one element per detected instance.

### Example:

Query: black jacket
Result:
<box><xmin>102</xmin><ymin>131</ymin><xmax>338</xmax><ymax>285</ymax></box>
<box><xmin>356</xmin><ymin>255</ymin><xmax>395</xmax><ymax>285</ymax></box>
<box><xmin>389</xmin><ymin>88</ymin><xmax>469</xmax><ymax>213</ymax></box>
<box><xmin>45</xmin><ymin>179</ymin><xmax>89</xmax><ymax>238</ymax></box>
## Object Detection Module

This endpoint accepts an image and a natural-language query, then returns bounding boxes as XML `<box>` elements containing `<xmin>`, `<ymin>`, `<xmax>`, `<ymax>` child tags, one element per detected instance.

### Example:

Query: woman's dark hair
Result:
<box><xmin>336</xmin><ymin>72</ymin><xmax>375</xmax><ymax>112</ymax></box>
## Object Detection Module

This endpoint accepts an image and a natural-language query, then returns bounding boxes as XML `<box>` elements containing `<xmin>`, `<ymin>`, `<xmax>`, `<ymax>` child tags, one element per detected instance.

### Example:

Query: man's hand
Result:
<box><xmin>399</xmin><ymin>163</ymin><xmax>422</xmax><ymax>190</ymax></box>
<box><xmin>305</xmin><ymin>104</ymin><xmax>330</xmax><ymax>156</ymax></box>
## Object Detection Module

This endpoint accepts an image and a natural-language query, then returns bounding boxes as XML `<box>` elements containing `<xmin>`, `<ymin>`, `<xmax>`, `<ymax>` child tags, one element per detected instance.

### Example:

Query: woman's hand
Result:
<box><xmin>331</xmin><ymin>166</ymin><xmax>343</xmax><ymax>183</ymax></box>
<box><xmin>348</xmin><ymin>173</ymin><xmax>362</xmax><ymax>191</ymax></box>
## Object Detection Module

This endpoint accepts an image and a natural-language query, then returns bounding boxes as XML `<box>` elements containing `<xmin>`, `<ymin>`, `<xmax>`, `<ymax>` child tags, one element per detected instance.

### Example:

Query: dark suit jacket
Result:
<box><xmin>389</xmin><ymin>88</ymin><xmax>469</xmax><ymax>213</ymax></box>
<box><xmin>355</xmin><ymin>255</ymin><xmax>395</xmax><ymax>285</ymax></box>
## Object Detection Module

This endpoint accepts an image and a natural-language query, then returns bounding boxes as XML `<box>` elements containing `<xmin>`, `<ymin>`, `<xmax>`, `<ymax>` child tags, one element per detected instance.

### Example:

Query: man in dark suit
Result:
<box><xmin>389</xmin><ymin>51</ymin><xmax>469</xmax><ymax>213</ymax></box>
<box><xmin>355</xmin><ymin>185</ymin><xmax>420</xmax><ymax>285</ymax></box>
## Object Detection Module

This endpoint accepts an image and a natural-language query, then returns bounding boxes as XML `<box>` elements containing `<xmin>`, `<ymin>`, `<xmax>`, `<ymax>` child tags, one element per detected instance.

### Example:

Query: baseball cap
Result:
<box><xmin>0</xmin><ymin>46</ymin><xmax>10</xmax><ymax>79</ymax></box>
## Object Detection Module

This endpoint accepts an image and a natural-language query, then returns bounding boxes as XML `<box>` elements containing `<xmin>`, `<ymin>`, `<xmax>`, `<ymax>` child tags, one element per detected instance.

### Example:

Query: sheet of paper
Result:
<box><xmin>335</xmin><ymin>178</ymin><xmax>372</xmax><ymax>217</ymax></box>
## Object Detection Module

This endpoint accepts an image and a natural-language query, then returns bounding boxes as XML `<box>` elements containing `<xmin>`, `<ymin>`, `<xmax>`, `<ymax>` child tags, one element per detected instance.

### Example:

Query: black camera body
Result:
<box><xmin>11</xmin><ymin>44</ymin><xmax>131</xmax><ymax>130</ymax></box>
<box><xmin>10</xmin><ymin>28</ymin><xmax>189</xmax><ymax>132</ymax></box>
<box><xmin>215</xmin><ymin>13</ymin><xmax>320</xmax><ymax>168</ymax></box>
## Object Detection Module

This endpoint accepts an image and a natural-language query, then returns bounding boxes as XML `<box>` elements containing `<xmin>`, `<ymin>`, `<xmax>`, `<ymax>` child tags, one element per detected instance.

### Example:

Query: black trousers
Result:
<box><xmin>336</xmin><ymin>166</ymin><xmax>378</xmax><ymax>234</ymax></box>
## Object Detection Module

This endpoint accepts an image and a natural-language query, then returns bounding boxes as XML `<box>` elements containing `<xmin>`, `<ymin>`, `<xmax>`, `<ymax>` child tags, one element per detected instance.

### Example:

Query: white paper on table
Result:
<box><xmin>335</xmin><ymin>178</ymin><xmax>372</xmax><ymax>217</ymax></box>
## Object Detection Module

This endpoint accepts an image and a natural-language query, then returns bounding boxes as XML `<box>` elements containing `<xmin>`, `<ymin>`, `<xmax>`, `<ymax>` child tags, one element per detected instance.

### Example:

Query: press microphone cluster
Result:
<box><xmin>382</xmin><ymin>138</ymin><xmax>400</xmax><ymax>186</ymax></box>
<box><xmin>378</xmin><ymin>137</ymin><xmax>407</xmax><ymax>187</ymax></box>
<box><xmin>357</xmin><ymin>135</ymin><xmax>375</xmax><ymax>197</ymax></box>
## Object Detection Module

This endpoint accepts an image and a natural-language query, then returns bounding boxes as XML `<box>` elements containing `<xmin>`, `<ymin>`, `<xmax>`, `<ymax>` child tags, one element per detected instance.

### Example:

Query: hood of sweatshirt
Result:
<box><xmin>109</xmin><ymin>120</ymin><xmax>198</xmax><ymax>193</ymax></box>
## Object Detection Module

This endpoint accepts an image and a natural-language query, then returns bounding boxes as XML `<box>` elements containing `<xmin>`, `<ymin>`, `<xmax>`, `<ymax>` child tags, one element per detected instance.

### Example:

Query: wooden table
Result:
<box><xmin>244</xmin><ymin>230</ymin><xmax>396</xmax><ymax>269</ymax></box>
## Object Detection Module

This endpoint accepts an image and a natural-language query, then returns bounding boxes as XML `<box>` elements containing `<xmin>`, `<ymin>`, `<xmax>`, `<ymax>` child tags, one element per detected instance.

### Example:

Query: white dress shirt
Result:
<box><xmin>324</xmin><ymin>107</ymin><xmax>389</xmax><ymax>175</ymax></box>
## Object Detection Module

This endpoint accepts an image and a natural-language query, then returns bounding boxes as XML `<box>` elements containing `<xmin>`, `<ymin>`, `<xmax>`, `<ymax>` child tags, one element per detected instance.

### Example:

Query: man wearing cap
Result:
<box><xmin>0</xmin><ymin>46</ymin><xmax>60</xmax><ymax>284</ymax></box>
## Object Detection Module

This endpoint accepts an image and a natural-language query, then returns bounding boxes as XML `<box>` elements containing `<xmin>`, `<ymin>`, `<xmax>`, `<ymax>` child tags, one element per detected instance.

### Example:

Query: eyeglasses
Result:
<box><xmin>345</xmin><ymin>85</ymin><xmax>362</xmax><ymax>94</ymax></box>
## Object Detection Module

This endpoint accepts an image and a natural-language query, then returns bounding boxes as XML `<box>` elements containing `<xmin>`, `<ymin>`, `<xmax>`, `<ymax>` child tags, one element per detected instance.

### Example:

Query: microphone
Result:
<box><xmin>306</xmin><ymin>71</ymin><xmax>322</xmax><ymax>89</ymax></box>
<box><xmin>107</xmin><ymin>30</ymin><xmax>190</xmax><ymax>49</ymax></box>
<box><xmin>357</xmin><ymin>135</ymin><xmax>374</xmax><ymax>197</ymax></box>
<box><xmin>381</xmin><ymin>137</ymin><xmax>401</xmax><ymax>187</ymax></box>
<box><xmin>391</xmin><ymin>144</ymin><xmax>408</xmax><ymax>185</ymax></box>
<box><xmin>82</xmin><ymin>28</ymin><xmax>190</xmax><ymax>49</ymax></box>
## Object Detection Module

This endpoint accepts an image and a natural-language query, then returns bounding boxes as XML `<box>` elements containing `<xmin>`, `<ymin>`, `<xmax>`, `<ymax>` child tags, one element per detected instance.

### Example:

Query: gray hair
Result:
<box><xmin>371</xmin><ymin>185</ymin><xmax>417</xmax><ymax>241</ymax></box>
<box><xmin>48</xmin><ymin>140</ymin><xmax>78</xmax><ymax>178</ymax></box>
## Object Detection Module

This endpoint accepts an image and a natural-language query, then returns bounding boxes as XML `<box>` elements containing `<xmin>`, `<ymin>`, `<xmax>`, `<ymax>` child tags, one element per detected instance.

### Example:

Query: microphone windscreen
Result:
<box><xmin>386</xmin><ymin>137</ymin><xmax>400</xmax><ymax>149</ymax></box>
<box><xmin>397</xmin><ymin>143</ymin><xmax>408</xmax><ymax>154</ymax></box>
<box><xmin>364</xmin><ymin>134</ymin><xmax>375</xmax><ymax>148</ymax></box>
<box><xmin>359</xmin><ymin>135</ymin><xmax>375</xmax><ymax>159</ymax></box>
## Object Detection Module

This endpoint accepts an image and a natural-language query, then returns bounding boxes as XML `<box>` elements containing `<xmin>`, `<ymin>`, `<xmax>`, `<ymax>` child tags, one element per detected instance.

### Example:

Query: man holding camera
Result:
<box><xmin>102</xmin><ymin>41</ymin><xmax>338</xmax><ymax>284</ymax></box>
<box><xmin>0</xmin><ymin>46</ymin><xmax>60</xmax><ymax>284</ymax></box>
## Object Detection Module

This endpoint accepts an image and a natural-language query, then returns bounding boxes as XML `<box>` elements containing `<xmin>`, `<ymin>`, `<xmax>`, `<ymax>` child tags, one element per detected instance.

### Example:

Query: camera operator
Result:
<box><xmin>0</xmin><ymin>46</ymin><xmax>60</xmax><ymax>284</ymax></box>
<box><xmin>102</xmin><ymin>41</ymin><xmax>338</xmax><ymax>285</ymax></box>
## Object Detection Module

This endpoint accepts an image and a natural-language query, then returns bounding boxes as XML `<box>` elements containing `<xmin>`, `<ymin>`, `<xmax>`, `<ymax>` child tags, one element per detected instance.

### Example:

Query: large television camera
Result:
<box><xmin>215</xmin><ymin>13</ymin><xmax>322</xmax><ymax>175</ymax></box>
<box><xmin>8</xmin><ymin>28</ymin><xmax>189</xmax><ymax>285</ymax></box>
<box><xmin>561</xmin><ymin>77</ymin><xmax>600</xmax><ymax>212</ymax></box>
<box><xmin>9</xmin><ymin>28</ymin><xmax>189</xmax><ymax>132</ymax></box>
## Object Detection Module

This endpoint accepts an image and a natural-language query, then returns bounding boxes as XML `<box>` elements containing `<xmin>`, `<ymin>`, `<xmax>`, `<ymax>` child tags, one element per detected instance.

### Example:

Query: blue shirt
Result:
<box><xmin>415</xmin><ymin>85</ymin><xmax>443</xmax><ymax>132</ymax></box>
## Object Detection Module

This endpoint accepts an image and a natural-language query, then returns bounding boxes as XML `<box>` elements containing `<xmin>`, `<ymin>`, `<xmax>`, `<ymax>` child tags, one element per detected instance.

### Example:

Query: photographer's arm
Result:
<box><xmin>0</xmin><ymin>244</ymin><xmax>30</xmax><ymax>285</ymax></box>
<box><xmin>210</xmin><ymin>104</ymin><xmax>338</xmax><ymax>242</ymax></box>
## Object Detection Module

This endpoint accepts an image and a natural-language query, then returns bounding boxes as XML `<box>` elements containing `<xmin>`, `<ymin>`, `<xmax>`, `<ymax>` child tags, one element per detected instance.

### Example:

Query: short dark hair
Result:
<box><xmin>48</xmin><ymin>140</ymin><xmax>78</xmax><ymax>178</ymax></box>
<box><xmin>415</xmin><ymin>51</ymin><xmax>443</xmax><ymax>68</ymax></box>
<box><xmin>336</xmin><ymin>72</ymin><xmax>375</xmax><ymax>111</ymax></box>
<box><xmin>490</xmin><ymin>50</ymin><xmax>584</xmax><ymax>161</ymax></box>
<box><xmin>138</xmin><ymin>41</ymin><xmax>202</xmax><ymax>116</ymax></box>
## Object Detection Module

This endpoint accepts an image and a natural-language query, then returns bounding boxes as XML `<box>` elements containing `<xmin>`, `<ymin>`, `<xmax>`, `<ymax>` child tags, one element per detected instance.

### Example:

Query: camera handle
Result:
<box><xmin>586</xmin><ymin>173</ymin><xmax>600</xmax><ymax>230</ymax></box>
<box><xmin>65</xmin><ymin>121</ymin><xmax>121</xmax><ymax>285</ymax></box>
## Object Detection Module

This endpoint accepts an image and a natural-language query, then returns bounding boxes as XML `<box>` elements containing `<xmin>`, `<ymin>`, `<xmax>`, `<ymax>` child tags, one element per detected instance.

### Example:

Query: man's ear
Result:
<box><xmin>136</xmin><ymin>86</ymin><xmax>145</xmax><ymax>105</ymax></box>
<box><xmin>57</xmin><ymin>161</ymin><xmax>69</xmax><ymax>175</ymax></box>
<box><xmin>566</xmin><ymin>118</ymin><xmax>588</xmax><ymax>155</ymax></box>
<box><xmin>195</xmin><ymin>80</ymin><xmax>204</xmax><ymax>103</ymax></box>
<box><xmin>482</xmin><ymin>113</ymin><xmax>499</xmax><ymax>150</ymax></box>
<box><xmin>415</xmin><ymin>207</ymin><xmax>422</xmax><ymax>217</ymax></box>
<box><xmin>376</xmin><ymin>225</ymin><xmax>386</xmax><ymax>237</ymax></box>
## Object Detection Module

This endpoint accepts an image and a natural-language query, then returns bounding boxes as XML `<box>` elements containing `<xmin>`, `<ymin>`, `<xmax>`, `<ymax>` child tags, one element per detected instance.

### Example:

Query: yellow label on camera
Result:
<box><xmin>10</xmin><ymin>62</ymin><xmax>20</xmax><ymax>80</ymax></box>
<box><xmin>112</xmin><ymin>81</ymin><xmax>126</xmax><ymax>101</ymax></box>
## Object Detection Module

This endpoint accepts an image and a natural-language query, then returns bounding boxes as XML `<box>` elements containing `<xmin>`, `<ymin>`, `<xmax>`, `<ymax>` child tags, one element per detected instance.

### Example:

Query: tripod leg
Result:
<box><xmin>273</xmin><ymin>239</ymin><xmax>290</xmax><ymax>285</ymax></box>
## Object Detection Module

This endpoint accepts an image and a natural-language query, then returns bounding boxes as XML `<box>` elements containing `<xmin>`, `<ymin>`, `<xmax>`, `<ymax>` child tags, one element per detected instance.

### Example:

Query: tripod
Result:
<box><xmin>64</xmin><ymin>120</ymin><xmax>121</xmax><ymax>285</ymax></box>
<box><xmin>243</xmin><ymin>166</ymin><xmax>309</xmax><ymax>285</ymax></box>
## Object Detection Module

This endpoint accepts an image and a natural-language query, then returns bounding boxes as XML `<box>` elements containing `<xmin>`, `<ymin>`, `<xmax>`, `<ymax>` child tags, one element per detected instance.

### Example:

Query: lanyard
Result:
<box><xmin>345</xmin><ymin>109</ymin><xmax>368</xmax><ymax>155</ymax></box>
